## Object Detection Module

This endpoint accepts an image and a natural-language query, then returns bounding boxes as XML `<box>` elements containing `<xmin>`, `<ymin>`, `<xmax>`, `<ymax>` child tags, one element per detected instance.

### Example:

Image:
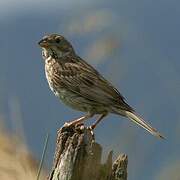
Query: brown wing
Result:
<box><xmin>55</xmin><ymin>56</ymin><xmax>134</xmax><ymax>112</ymax></box>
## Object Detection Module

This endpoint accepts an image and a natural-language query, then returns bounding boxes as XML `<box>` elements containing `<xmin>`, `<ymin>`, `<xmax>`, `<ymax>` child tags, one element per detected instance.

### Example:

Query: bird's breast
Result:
<box><xmin>45</xmin><ymin>58</ymin><xmax>63</xmax><ymax>94</ymax></box>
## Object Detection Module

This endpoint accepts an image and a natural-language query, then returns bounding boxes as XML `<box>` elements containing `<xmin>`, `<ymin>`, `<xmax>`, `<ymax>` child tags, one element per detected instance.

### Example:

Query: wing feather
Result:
<box><xmin>55</xmin><ymin>56</ymin><xmax>133</xmax><ymax>111</ymax></box>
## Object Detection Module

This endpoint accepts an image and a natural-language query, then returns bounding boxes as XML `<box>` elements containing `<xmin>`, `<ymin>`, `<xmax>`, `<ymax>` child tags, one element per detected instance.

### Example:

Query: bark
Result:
<box><xmin>48</xmin><ymin>124</ymin><xmax>128</xmax><ymax>180</ymax></box>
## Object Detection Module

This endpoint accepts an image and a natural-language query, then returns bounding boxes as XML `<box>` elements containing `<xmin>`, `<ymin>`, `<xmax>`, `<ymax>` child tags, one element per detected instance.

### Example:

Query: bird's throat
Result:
<box><xmin>42</xmin><ymin>48</ymin><xmax>70</xmax><ymax>60</ymax></box>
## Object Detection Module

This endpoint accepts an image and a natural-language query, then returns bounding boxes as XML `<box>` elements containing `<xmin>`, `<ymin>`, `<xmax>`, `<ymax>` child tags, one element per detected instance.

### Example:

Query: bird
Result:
<box><xmin>38</xmin><ymin>34</ymin><xmax>164</xmax><ymax>139</ymax></box>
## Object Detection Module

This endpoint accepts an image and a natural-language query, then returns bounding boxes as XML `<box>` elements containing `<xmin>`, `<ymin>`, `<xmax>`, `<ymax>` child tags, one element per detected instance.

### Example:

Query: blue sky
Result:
<box><xmin>0</xmin><ymin>0</ymin><xmax>180</xmax><ymax>179</ymax></box>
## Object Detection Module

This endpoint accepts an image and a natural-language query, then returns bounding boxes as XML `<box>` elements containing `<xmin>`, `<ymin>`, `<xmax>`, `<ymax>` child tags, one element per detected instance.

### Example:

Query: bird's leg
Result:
<box><xmin>64</xmin><ymin>113</ymin><xmax>94</xmax><ymax>127</ymax></box>
<box><xmin>90</xmin><ymin>113</ymin><xmax>108</xmax><ymax>130</ymax></box>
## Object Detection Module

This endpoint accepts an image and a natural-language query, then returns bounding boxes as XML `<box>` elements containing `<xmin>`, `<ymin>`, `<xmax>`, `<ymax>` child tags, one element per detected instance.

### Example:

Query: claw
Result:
<box><xmin>64</xmin><ymin>122</ymin><xmax>74</xmax><ymax>127</ymax></box>
<box><xmin>63</xmin><ymin>114</ymin><xmax>94</xmax><ymax>128</ymax></box>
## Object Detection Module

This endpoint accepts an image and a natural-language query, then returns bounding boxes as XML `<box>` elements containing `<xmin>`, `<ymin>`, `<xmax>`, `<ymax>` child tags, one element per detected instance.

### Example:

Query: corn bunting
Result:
<box><xmin>38</xmin><ymin>34</ymin><xmax>164</xmax><ymax>139</ymax></box>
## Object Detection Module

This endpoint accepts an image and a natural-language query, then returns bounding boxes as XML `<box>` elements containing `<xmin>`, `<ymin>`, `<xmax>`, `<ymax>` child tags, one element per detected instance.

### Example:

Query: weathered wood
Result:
<box><xmin>48</xmin><ymin>124</ymin><xmax>128</xmax><ymax>180</ymax></box>
<box><xmin>111</xmin><ymin>154</ymin><xmax>128</xmax><ymax>180</ymax></box>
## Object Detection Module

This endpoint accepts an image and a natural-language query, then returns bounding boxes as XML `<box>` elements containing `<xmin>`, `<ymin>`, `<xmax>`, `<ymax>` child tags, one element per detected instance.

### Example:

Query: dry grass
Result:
<box><xmin>0</xmin><ymin>126</ymin><xmax>47</xmax><ymax>180</ymax></box>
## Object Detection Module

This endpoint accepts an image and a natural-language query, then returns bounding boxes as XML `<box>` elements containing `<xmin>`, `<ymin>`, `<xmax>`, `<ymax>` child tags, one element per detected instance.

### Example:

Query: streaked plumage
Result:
<box><xmin>38</xmin><ymin>34</ymin><xmax>164</xmax><ymax>139</ymax></box>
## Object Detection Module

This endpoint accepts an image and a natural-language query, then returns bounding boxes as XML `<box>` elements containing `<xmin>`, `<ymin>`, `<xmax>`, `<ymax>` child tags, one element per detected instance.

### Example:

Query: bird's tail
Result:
<box><xmin>114</xmin><ymin>109</ymin><xmax>165</xmax><ymax>139</ymax></box>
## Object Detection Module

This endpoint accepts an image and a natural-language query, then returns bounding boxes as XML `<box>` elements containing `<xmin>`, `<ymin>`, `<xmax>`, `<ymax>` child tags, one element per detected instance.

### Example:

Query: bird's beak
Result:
<box><xmin>38</xmin><ymin>39</ymin><xmax>49</xmax><ymax>48</ymax></box>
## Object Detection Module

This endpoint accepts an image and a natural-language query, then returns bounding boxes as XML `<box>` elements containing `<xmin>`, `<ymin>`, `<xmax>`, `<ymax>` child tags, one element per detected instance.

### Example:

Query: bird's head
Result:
<box><xmin>38</xmin><ymin>34</ymin><xmax>75</xmax><ymax>59</ymax></box>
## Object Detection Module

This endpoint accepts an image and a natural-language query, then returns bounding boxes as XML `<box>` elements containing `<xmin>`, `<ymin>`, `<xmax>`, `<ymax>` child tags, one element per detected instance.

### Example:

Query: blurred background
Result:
<box><xmin>0</xmin><ymin>0</ymin><xmax>180</xmax><ymax>179</ymax></box>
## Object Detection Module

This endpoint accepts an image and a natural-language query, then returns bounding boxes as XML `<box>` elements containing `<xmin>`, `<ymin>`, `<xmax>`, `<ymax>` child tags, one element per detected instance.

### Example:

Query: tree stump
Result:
<box><xmin>48</xmin><ymin>124</ymin><xmax>128</xmax><ymax>180</ymax></box>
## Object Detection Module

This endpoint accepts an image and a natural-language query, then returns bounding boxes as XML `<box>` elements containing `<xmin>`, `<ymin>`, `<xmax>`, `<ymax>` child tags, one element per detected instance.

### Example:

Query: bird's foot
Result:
<box><xmin>64</xmin><ymin>121</ymin><xmax>83</xmax><ymax>127</ymax></box>
<box><xmin>64</xmin><ymin>114</ymin><xmax>91</xmax><ymax>128</ymax></box>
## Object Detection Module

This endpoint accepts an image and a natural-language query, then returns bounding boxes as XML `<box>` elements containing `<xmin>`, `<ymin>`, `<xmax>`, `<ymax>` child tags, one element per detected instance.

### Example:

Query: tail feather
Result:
<box><xmin>123</xmin><ymin>110</ymin><xmax>165</xmax><ymax>139</ymax></box>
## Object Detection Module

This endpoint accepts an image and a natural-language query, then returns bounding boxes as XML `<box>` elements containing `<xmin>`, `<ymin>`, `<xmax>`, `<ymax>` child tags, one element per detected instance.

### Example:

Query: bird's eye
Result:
<box><xmin>55</xmin><ymin>38</ymin><xmax>61</xmax><ymax>43</ymax></box>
